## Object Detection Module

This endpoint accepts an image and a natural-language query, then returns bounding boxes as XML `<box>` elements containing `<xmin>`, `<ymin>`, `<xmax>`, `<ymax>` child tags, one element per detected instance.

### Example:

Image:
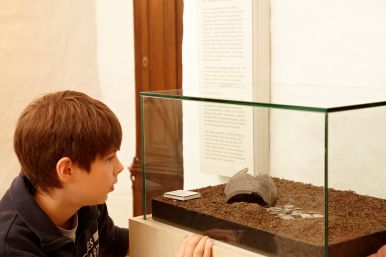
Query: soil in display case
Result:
<box><xmin>152</xmin><ymin>177</ymin><xmax>386</xmax><ymax>257</ymax></box>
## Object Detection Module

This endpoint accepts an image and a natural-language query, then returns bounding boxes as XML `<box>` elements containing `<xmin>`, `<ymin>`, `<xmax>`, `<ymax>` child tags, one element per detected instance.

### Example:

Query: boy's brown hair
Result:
<box><xmin>13</xmin><ymin>90</ymin><xmax>122</xmax><ymax>192</ymax></box>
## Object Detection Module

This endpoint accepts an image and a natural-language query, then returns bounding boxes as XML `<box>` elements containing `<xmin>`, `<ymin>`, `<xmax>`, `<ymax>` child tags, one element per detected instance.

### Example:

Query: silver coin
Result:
<box><xmin>300</xmin><ymin>213</ymin><xmax>312</xmax><ymax>219</ymax></box>
<box><xmin>281</xmin><ymin>215</ymin><xmax>295</xmax><ymax>220</ymax></box>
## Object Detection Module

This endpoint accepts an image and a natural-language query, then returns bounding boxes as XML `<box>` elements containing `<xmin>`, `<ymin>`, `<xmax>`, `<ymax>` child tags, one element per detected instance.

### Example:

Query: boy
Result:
<box><xmin>0</xmin><ymin>90</ymin><xmax>211</xmax><ymax>257</ymax></box>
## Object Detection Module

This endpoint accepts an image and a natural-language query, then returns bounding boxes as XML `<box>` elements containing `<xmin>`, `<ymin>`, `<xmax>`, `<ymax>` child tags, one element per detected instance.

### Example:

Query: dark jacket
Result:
<box><xmin>0</xmin><ymin>175</ymin><xmax>128</xmax><ymax>257</ymax></box>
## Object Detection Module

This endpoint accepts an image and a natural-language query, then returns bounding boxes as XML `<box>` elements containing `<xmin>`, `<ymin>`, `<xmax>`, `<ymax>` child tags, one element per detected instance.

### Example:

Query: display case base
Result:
<box><xmin>129</xmin><ymin>215</ymin><xmax>270</xmax><ymax>257</ymax></box>
<box><xmin>152</xmin><ymin>178</ymin><xmax>386</xmax><ymax>257</ymax></box>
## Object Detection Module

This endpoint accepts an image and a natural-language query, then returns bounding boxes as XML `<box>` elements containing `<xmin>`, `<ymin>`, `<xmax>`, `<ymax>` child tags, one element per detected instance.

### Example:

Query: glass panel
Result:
<box><xmin>141</xmin><ymin>96</ymin><xmax>184</xmax><ymax>217</ymax></box>
<box><xmin>140</xmin><ymin>85</ymin><xmax>386</xmax><ymax>111</ymax></box>
<box><xmin>328</xmin><ymin>106</ymin><xmax>386</xmax><ymax>256</ymax></box>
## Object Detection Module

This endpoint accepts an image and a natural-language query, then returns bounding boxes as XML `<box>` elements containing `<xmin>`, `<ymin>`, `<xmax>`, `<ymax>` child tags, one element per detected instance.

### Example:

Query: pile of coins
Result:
<box><xmin>266</xmin><ymin>204</ymin><xmax>324</xmax><ymax>220</ymax></box>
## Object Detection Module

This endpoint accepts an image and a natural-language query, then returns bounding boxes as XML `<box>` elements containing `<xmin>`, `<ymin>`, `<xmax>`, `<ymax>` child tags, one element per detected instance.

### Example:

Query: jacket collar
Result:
<box><xmin>10</xmin><ymin>175</ymin><xmax>100</xmax><ymax>251</ymax></box>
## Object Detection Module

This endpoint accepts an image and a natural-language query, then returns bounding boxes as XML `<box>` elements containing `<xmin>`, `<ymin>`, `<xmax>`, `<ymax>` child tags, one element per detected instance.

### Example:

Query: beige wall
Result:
<box><xmin>0</xmin><ymin>0</ymin><xmax>135</xmax><ymax>226</ymax></box>
<box><xmin>0</xmin><ymin>0</ymin><xmax>101</xmax><ymax>195</ymax></box>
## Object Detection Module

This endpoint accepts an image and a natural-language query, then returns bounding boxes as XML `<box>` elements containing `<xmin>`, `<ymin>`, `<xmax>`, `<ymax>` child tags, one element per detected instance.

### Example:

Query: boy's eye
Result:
<box><xmin>106</xmin><ymin>154</ymin><xmax>116</xmax><ymax>160</ymax></box>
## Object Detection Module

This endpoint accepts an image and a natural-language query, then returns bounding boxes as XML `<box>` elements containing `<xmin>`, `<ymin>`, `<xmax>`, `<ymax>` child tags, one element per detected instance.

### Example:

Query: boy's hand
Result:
<box><xmin>368</xmin><ymin>245</ymin><xmax>386</xmax><ymax>257</ymax></box>
<box><xmin>176</xmin><ymin>234</ymin><xmax>212</xmax><ymax>257</ymax></box>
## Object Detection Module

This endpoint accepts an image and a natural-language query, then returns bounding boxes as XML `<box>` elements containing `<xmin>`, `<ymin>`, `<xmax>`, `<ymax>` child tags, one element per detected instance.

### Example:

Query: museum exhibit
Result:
<box><xmin>137</xmin><ymin>88</ymin><xmax>386</xmax><ymax>257</ymax></box>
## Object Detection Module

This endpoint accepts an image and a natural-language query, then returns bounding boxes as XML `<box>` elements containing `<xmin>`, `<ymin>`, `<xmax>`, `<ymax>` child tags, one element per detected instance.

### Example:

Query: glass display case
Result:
<box><xmin>140</xmin><ymin>87</ymin><xmax>386</xmax><ymax>257</ymax></box>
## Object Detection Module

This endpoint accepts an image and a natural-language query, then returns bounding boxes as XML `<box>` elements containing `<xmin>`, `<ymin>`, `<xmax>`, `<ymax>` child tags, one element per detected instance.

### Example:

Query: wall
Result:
<box><xmin>271</xmin><ymin>0</ymin><xmax>386</xmax><ymax>90</ymax></box>
<box><xmin>0</xmin><ymin>0</ymin><xmax>135</xmax><ymax>227</ymax></box>
<box><xmin>96</xmin><ymin>0</ymin><xmax>135</xmax><ymax>227</ymax></box>
<box><xmin>183</xmin><ymin>0</ymin><xmax>386</xmax><ymax>198</ymax></box>
<box><xmin>270</xmin><ymin>0</ymin><xmax>386</xmax><ymax>197</ymax></box>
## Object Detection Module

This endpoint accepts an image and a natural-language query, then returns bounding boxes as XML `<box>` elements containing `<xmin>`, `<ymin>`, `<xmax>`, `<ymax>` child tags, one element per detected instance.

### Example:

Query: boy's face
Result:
<box><xmin>70</xmin><ymin>151</ymin><xmax>123</xmax><ymax>206</ymax></box>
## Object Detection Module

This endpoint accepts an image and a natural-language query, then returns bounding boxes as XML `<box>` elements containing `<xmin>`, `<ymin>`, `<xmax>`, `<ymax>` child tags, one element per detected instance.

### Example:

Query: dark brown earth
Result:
<box><xmin>154</xmin><ymin>177</ymin><xmax>386</xmax><ymax>245</ymax></box>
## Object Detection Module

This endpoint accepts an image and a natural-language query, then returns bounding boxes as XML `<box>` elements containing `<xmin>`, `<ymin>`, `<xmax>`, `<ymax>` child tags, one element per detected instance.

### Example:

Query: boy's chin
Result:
<box><xmin>86</xmin><ymin>195</ymin><xmax>109</xmax><ymax>206</ymax></box>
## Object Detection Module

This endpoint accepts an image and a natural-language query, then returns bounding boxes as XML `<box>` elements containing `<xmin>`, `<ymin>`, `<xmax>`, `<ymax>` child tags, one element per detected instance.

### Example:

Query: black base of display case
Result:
<box><xmin>152</xmin><ymin>198</ymin><xmax>386</xmax><ymax>257</ymax></box>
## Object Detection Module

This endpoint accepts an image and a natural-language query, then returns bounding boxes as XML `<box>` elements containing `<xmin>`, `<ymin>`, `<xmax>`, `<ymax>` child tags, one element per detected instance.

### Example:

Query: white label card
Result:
<box><xmin>163</xmin><ymin>190</ymin><xmax>201</xmax><ymax>201</ymax></box>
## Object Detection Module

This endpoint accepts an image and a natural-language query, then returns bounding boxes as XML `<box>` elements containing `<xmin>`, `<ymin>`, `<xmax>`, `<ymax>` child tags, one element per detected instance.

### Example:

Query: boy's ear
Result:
<box><xmin>56</xmin><ymin>157</ymin><xmax>74</xmax><ymax>183</ymax></box>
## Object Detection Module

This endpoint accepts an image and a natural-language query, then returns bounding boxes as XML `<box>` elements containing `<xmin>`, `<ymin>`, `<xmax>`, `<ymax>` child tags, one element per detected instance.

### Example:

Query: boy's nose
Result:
<box><xmin>115</xmin><ymin>159</ymin><xmax>124</xmax><ymax>175</ymax></box>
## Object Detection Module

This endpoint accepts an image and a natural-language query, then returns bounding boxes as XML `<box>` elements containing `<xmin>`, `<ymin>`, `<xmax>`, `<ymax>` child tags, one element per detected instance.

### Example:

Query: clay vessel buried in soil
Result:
<box><xmin>224</xmin><ymin>168</ymin><xmax>277</xmax><ymax>207</ymax></box>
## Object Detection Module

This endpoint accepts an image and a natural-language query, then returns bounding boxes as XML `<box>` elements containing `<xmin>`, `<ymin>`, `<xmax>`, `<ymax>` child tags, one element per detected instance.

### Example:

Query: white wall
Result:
<box><xmin>270</xmin><ymin>0</ymin><xmax>386</xmax><ymax>198</ymax></box>
<box><xmin>96</xmin><ymin>0</ymin><xmax>135</xmax><ymax>227</ymax></box>
<box><xmin>0</xmin><ymin>0</ymin><xmax>135</xmax><ymax>227</ymax></box>
<box><xmin>271</xmin><ymin>0</ymin><xmax>386</xmax><ymax>90</ymax></box>
<box><xmin>183</xmin><ymin>0</ymin><xmax>386</xmax><ymax>198</ymax></box>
